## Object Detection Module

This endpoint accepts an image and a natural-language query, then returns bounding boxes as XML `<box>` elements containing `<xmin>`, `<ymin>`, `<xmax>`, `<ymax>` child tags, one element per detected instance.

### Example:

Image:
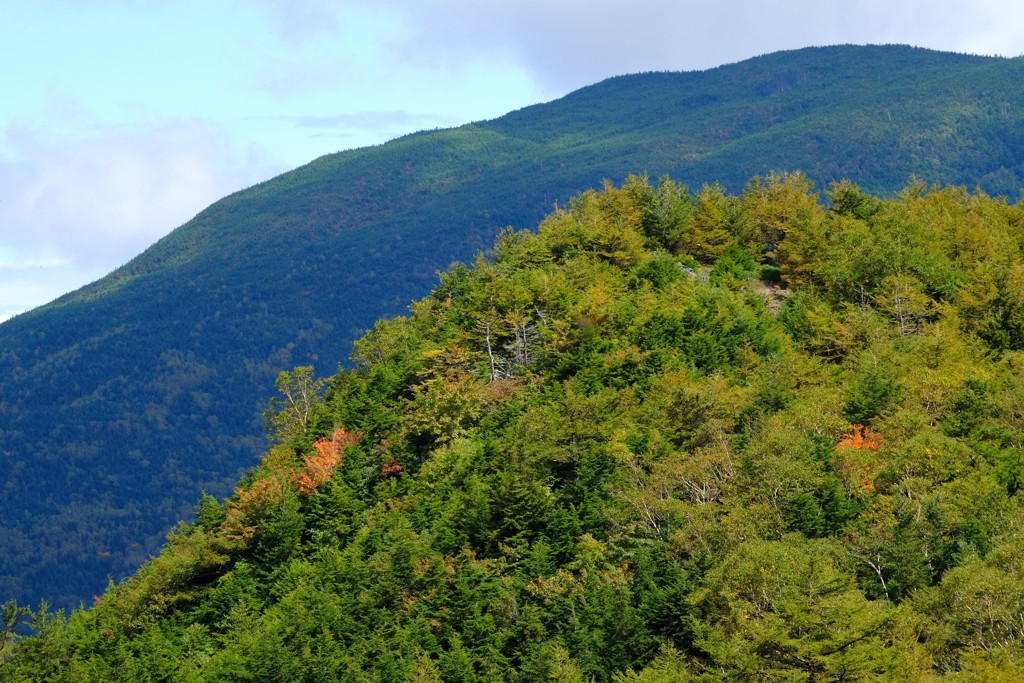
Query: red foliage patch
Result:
<box><xmin>836</xmin><ymin>424</ymin><xmax>882</xmax><ymax>451</ymax></box>
<box><xmin>293</xmin><ymin>428</ymin><xmax>359</xmax><ymax>495</ymax></box>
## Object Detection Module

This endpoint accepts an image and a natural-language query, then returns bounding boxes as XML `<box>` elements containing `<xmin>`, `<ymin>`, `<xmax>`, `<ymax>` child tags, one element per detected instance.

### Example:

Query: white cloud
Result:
<box><xmin>299</xmin><ymin>0</ymin><xmax>1024</xmax><ymax>95</ymax></box>
<box><xmin>0</xmin><ymin>118</ymin><xmax>283</xmax><ymax>316</ymax></box>
<box><xmin>0</xmin><ymin>268</ymin><xmax>83</xmax><ymax>323</ymax></box>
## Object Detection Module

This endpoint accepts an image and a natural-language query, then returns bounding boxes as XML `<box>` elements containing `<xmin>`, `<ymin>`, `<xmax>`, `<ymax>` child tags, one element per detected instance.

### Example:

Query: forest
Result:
<box><xmin>3</xmin><ymin>172</ymin><xmax>1024</xmax><ymax>680</ymax></box>
<box><xmin>3</xmin><ymin>45</ymin><xmax>1024</xmax><ymax>612</ymax></box>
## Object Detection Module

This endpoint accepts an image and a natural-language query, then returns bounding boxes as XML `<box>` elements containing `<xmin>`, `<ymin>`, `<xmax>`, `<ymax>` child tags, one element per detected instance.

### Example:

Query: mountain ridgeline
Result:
<box><xmin>3</xmin><ymin>173</ymin><xmax>1024</xmax><ymax>679</ymax></box>
<box><xmin>2</xmin><ymin>45</ymin><xmax>1024</xmax><ymax>611</ymax></box>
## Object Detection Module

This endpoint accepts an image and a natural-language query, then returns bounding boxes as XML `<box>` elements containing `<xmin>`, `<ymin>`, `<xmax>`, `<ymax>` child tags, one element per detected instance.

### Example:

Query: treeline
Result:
<box><xmin>3</xmin><ymin>173</ymin><xmax>1024</xmax><ymax>680</ymax></box>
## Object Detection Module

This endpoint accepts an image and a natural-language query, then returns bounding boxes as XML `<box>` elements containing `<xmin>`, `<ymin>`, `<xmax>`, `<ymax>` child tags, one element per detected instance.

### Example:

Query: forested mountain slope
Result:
<box><xmin>3</xmin><ymin>174</ymin><xmax>1024</xmax><ymax>680</ymax></box>
<box><xmin>2</xmin><ymin>45</ymin><xmax>1024</xmax><ymax>610</ymax></box>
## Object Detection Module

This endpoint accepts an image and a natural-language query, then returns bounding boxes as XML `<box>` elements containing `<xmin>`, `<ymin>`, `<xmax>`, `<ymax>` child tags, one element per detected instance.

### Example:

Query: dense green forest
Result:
<box><xmin>4</xmin><ymin>44</ymin><xmax>1024</xmax><ymax>612</ymax></box>
<box><xmin>4</xmin><ymin>173</ymin><xmax>1024</xmax><ymax>680</ymax></box>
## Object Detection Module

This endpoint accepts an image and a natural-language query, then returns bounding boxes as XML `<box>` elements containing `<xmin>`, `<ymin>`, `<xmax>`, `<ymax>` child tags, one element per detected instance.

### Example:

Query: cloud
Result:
<box><xmin>245</xmin><ymin>1</ymin><xmax>407</xmax><ymax>98</ymax></box>
<box><xmin>249</xmin><ymin>0</ymin><xmax>1024</xmax><ymax>97</ymax></box>
<box><xmin>0</xmin><ymin>267</ymin><xmax>82</xmax><ymax>324</ymax></box>
<box><xmin>279</xmin><ymin>110</ymin><xmax>451</xmax><ymax>133</ymax></box>
<box><xmin>0</xmin><ymin>118</ymin><xmax>283</xmax><ymax>317</ymax></box>
<box><xmin>246</xmin><ymin>0</ymin><xmax>346</xmax><ymax>45</ymax></box>
<box><xmin>409</xmin><ymin>0</ymin><xmax>1023</xmax><ymax>92</ymax></box>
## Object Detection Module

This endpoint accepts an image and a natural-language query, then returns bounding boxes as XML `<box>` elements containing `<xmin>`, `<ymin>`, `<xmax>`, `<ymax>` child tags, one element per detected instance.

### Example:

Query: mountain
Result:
<box><xmin>2</xmin><ymin>44</ymin><xmax>1024</xmax><ymax>611</ymax></box>
<box><xmin>3</xmin><ymin>173</ymin><xmax>1023</xmax><ymax>680</ymax></box>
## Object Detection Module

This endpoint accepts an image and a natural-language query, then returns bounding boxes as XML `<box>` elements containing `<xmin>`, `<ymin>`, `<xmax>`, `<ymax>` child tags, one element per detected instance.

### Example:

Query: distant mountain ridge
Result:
<box><xmin>2</xmin><ymin>44</ymin><xmax>1024</xmax><ymax>609</ymax></box>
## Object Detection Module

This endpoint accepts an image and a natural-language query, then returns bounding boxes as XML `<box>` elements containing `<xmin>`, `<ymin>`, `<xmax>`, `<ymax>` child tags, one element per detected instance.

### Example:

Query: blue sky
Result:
<box><xmin>2</xmin><ymin>0</ymin><xmax>1022</xmax><ymax>322</ymax></box>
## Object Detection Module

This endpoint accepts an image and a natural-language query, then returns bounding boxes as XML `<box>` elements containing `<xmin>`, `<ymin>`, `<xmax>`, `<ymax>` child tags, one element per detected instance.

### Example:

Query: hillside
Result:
<box><xmin>3</xmin><ymin>44</ymin><xmax>1024</xmax><ymax>611</ymax></box>
<box><xmin>3</xmin><ymin>174</ymin><xmax>1024</xmax><ymax>680</ymax></box>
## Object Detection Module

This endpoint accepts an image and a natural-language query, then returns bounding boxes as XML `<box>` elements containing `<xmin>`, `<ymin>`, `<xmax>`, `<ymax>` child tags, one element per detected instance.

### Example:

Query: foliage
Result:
<box><xmin>264</xmin><ymin>366</ymin><xmax>328</xmax><ymax>447</ymax></box>
<box><xmin>4</xmin><ymin>173</ymin><xmax>1024</xmax><ymax>680</ymax></box>
<box><xmin>291</xmin><ymin>428</ymin><xmax>359</xmax><ymax>495</ymax></box>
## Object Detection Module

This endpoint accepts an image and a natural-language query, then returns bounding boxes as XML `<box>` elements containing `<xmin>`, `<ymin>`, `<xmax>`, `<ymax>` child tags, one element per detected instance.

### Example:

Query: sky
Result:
<box><xmin>2</xmin><ymin>0</ymin><xmax>1022</xmax><ymax>323</ymax></box>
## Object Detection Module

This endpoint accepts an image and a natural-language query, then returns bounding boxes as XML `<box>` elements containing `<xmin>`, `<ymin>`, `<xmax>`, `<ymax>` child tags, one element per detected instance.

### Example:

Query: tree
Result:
<box><xmin>292</xmin><ymin>428</ymin><xmax>359</xmax><ymax>495</ymax></box>
<box><xmin>740</xmin><ymin>171</ymin><xmax>826</xmax><ymax>285</ymax></box>
<box><xmin>828</xmin><ymin>180</ymin><xmax>881</xmax><ymax>221</ymax></box>
<box><xmin>263</xmin><ymin>366</ymin><xmax>326</xmax><ymax>445</ymax></box>
<box><xmin>683</xmin><ymin>183</ymin><xmax>734</xmax><ymax>263</ymax></box>
<box><xmin>691</xmin><ymin>537</ymin><xmax>900</xmax><ymax>680</ymax></box>
<box><xmin>636</xmin><ymin>175</ymin><xmax>695</xmax><ymax>252</ymax></box>
<box><xmin>0</xmin><ymin>599</ymin><xmax>30</xmax><ymax>668</ymax></box>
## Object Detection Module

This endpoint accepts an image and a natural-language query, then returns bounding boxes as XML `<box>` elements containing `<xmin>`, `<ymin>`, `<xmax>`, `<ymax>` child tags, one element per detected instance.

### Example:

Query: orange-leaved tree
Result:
<box><xmin>837</xmin><ymin>424</ymin><xmax>882</xmax><ymax>451</ymax></box>
<box><xmin>292</xmin><ymin>428</ymin><xmax>360</xmax><ymax>495</ymax></box>
<box><xmin>836</xmin><ymin>423</ymin><xmax>883</xmax><ymax>493</ymax></box>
